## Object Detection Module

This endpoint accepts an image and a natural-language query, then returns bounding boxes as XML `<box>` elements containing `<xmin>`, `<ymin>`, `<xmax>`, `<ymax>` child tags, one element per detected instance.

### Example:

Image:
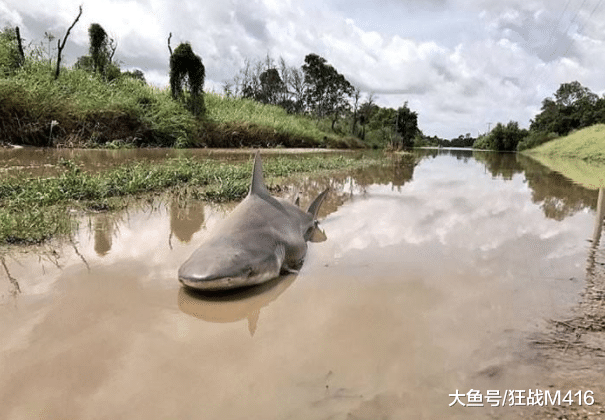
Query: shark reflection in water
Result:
<box><xmin>178</xmin><ymin>151</ymin><xmax>328</xmax><ymax>291</ymax></box>
<box><xmin>178</xmin><ymin>274</ymin><xmax>297</xmax><ymax>336</ymax></box>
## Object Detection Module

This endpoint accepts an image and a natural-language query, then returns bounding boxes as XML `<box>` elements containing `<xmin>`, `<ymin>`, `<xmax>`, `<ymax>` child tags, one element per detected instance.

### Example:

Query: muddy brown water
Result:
<box><xmin>1</xmin><ymin>149</ymin><xmax>603</xmax><ymax>419</ymax></box>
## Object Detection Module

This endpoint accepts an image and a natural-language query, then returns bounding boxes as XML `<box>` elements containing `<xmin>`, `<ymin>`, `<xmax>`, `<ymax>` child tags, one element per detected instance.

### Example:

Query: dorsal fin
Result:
<box><xmin>306</xmin><ymin>188</ymin><xmax>329</xmax><ymax>218</ymax></box>
<box><xmin>250</xmin><ymin>151</ymin><xmax>270</xmax><ymax>197</ymax></box>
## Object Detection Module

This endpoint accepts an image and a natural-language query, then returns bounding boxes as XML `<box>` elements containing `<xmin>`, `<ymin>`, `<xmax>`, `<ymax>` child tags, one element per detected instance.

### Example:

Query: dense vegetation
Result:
<box><xmin>476</xmin><ymin>81</ymin><xmax>605</xmax><ymax>152</ymax></box>
<box><xmin>473</xmin><ymin>121</ymin><xmax>528</xmax><ymax>151</ymax></box>
<box><xmin>524</xmin><ymin>124</ymin><xmax>605</xmax><ymax>163</ymax></box>
<box><xmin>0</xmin><ymin>25</ymin><xmax>366</xmax><ymax>149</ymax></box>
<box><xmin>0</xmin><ymin>16</ymin><xmax>424</xmax><ymax>150</ymax></box>
<box><xmin>225</xmin><ymin>53</ymin><xmax>423</xmax><ymax>149</ymax></box>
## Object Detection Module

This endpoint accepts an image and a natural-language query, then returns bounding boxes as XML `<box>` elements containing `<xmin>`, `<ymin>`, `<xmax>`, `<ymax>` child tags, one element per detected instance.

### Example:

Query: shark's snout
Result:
<box><xmin>178</xmin><ymin>262</ymin><xmax>252</xmax><ymax>290</ymax></box>
<box><xmin>178</xmin><ymin>244</ymin><xmax>284</xmax><ymax>291</ymax></box>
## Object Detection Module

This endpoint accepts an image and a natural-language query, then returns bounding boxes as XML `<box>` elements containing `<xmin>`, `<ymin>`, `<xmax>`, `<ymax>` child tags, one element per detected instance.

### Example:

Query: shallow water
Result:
<box><xmin>0</xmin><ymin>149</ymin><xmax>602</xmax><ymax>419</ymax></box>
<box><xmin>0</xmin><ymin>147</ymin><xmax>346</xmax><ymax>176</ymax></box>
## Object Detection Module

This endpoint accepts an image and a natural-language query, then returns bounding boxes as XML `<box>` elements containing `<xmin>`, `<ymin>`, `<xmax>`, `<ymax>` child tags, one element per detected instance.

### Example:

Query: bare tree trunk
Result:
<box><xmin>14</xmin><ymin>26</ymin><xmax>25</xmax><ymax>65</ymax></box>
<box><xmin>55</xmin><ymin>5</ymin><xmax>83</xmax><ymax>80</ymax></box>
<box><xmin>108</xmin><ymin>38</ymin><xmax>117</xmax><ymax>62</ymax></box>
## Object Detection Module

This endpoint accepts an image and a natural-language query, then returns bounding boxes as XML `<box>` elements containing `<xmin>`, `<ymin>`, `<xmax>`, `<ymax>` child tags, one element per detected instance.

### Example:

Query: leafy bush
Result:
<box><xmin>517</xmin><ymin>131</ymin><xmax>559</xmax><ymax>151</ymax></box>
<box><xmin>472</xmin><ymin>121</ymin><xmax>528</xmax><ymax>151</ymax></box>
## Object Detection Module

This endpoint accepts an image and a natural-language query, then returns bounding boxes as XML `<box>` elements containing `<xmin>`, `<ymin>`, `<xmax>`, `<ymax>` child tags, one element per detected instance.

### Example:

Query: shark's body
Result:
<box><xmin>178</xmin><ymin>152</ymin><xmax>328</xmax><ymax>291</ymax></box>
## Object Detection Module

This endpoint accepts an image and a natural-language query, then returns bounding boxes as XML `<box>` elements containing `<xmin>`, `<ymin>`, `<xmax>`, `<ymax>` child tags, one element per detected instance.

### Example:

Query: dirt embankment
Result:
<box><xmin>0</xmin><ymin>112</ymin><xmax>328</xmax><ymax>149</ymax></box>
<box><xmin>527</xmin><ymin>233</ymin><xmax>605</xmax><ymax>419</ymax></box>
<box><xmin>0</xmin><ymin>102</ymin><xmax>360</xmax><ymax>149</ymax></box>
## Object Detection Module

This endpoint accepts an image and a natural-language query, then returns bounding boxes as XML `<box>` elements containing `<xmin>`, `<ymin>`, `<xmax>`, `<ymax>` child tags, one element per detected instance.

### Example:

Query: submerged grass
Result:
<box><xmin>523</xmin><ymin>124</ymin><xmax>605</xmax><ymax>189</ymax></box>
<box><xmin>0</xmin><ymin>154</ymin><xmax>381</xmax><ymax>244</ymax></box>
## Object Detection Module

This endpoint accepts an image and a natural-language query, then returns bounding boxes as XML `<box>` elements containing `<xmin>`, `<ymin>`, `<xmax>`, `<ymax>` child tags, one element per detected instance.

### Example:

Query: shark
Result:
<box><xmin>178</xmin><ymin>151</ymin><xmax>328</xmax><ymax>291</ymax></box>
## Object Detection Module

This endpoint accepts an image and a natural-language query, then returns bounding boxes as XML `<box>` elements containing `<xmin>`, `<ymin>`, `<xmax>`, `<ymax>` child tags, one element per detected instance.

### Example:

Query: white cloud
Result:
<box><xmin>2</xmin><ymin>0</ymin><xmax>604</xmax><ymax>138</ymax></box>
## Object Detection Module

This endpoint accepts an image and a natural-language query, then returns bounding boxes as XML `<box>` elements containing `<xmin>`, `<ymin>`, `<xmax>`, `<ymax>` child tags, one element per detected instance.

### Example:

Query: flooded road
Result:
<box><xmin>1</xmin><ymin>149</ymin><xmax>602</xmax><ymax>419</ymax></box>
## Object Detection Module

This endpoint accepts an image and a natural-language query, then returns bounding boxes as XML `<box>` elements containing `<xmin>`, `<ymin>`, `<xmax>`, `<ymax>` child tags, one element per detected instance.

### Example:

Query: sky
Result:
<box><xmin>1</xmin><ymin>0</ymin><xmax>604</xmax><ymax>139</ymax></box>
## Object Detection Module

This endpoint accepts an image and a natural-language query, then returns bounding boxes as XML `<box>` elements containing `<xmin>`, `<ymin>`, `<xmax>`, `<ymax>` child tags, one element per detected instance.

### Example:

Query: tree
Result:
<box><xmin>89</xmin><ymin>23</ymin><xmax>109</xmax><ymax>75</ymax></box>
<box><xmin>302</xmin><ymin>53</ymin><xmax>354</xmax><ymax>130</ymax></box>
<box><xmin>395</xmin><ymin>103</ymin><xmax>419</xmax><ymax>148</ymax></box>
<box><xmin>231</xmin><ymin>54</ymin><xmax>306</xmax><ymax>113</ymax></box>
<box><xmin>285</xmin><ymin>65</ymin><xmax>306</xmax><ymax>113</ymax></box>
<box><xmin>258</xmin><ymin>68</ymin><xmax>286</xmax><ymax>104</ymax></box>
<box><xmin>474</xmin><ymin>121</ymin><xmax>527</xmax><ymax>151</ymax></box>
<box><xmin>357</xmin><ymin>93</ymin><xmax>377</xmax><ymax>140</ymax></box>
<box><xmin>530</xmin><ymin>81</ymin><xmax>600</xmax><ymax>136</ymax></box>
<box><xmin>351</xmin><ymin>87</ymin><xmax>362</xmax><ymax>136</ymax></box>
<box><xmin>44</xmin><ymin>32</ymin><xmax>56</xmax><ymax>66</ymax></box>
<box><xmin>14</xmin><ymin>27</ymin><xmax>24</xmax><ymax>65</ymax></box>
<box><xmin>240</xmin><ymin>65</ymin><xmax>286</xmax><ymax>105</ymax></box>
<box><xmin>236</xmin><ymin>55</ymin><xmax>286</xmax><ymax>105</ymax></box>
<box><xmin>0</xmin><ymin>27</ymin><xmax>24</xmax><ymax>74</ymax></box>
<box><xmin>554</xmin><ymin>81</ymin><xmax>597</xmax><ymax>107</ymax></box>
<box><xmin>367</xmin><ymin>106</ymin><xmax>398</xmax><ymax>147</ymax></box>
<box><xmin>169</xmin><ymin>42</ymin><xmax>205</xmax><ymax>116</ymax></box>
<box><xmin>54</xmin><ymin>6</ymin><xmax>82</xmax><ymax>79</ymax></box>
<box><xmin>122</xmin><ymin>69</ymin><xmax>146</xmax><ymax>83</ymax></box>
<box><xmin>74</xmin><ymin>55</ymin><xmax>93</xmax><ymax>71</ymax></box>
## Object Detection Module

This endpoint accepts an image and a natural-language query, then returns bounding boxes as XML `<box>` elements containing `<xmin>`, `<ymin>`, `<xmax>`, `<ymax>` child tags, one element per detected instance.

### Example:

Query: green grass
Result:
<box><xmin>0</xmin><ymin>56</ymin><xmax>362</xmax><ymax>148</ymax></box>
<box><xmin>204</xmin><ymin>93</ymin><xmax>359</xmax><ymax>147</ymax></box>
<box><xmin>523</xmin><ymin>124</ymin><xmax>605</xmax><ymax>189</ymax></box>
<box><xmin>1</xmin><ymin>60</ymin><xmax>199</xmax><ymax>147</ymax></box>
<box><xmin>524</xmin><ymin>124</ymin><xmax>605</xmax><ymax>161</ymax></box>
<box><xmin>0</xmin><ymin>154</ymin><xmax>383</xmax><ymax>244</ymax></box>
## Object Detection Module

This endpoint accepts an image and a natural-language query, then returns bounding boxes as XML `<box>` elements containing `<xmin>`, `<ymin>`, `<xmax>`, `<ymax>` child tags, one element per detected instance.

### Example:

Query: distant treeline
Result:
<box><xmin>474</xmin><ymin>81</ymin><xmax>605</xmax><ymax>152</ymax></box>
<box><xmin>223</xmin><ymin>52</ymin><xmax>423</xmax><ymax>150</ymax></box>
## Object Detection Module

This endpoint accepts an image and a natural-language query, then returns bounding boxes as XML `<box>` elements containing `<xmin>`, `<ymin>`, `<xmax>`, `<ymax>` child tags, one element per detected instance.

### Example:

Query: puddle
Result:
<box><xmin>0</xmin><ymin>150</ymin><xmax>602</xmax><ymax>419</ymax></box>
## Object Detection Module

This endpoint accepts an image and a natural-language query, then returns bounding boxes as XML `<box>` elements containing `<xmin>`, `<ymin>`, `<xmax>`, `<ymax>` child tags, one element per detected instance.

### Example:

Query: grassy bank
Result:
<box><xmin>524</xmin><ymin>124</ymin><xmax>605</xmax><ymax>162</ymax></box>
<box><xmin>0</xmin><ymin>154</ymin><xmax>381</xmax><ymax>245</ymax></box>
<box><xmin>523</xmin><ymin>124</ymin><xmax>605</xmax><ymax>189</ymax></box>
<box><xmin>0</xmin><ymin>60</ymin><xmax>362</xmax><ymax>149</ymax></box>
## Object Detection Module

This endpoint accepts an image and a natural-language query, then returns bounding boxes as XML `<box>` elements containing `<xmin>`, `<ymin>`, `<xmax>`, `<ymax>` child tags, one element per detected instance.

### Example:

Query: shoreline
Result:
<box><xmin>0</xmin><ymin>153</ymin><xmax>385</xmax><ymax>246</ymax></box>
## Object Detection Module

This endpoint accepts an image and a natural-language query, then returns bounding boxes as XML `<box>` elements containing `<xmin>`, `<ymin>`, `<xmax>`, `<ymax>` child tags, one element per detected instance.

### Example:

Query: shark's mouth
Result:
<box><xmin>179</xmin><ymin>244</ymin><xmax>286</xmax><ymax>291</ymax></box>
<box><xmin>179</xmin><ymin>271</ymin><xmax>275</xmax><ymax>291</ymax></box>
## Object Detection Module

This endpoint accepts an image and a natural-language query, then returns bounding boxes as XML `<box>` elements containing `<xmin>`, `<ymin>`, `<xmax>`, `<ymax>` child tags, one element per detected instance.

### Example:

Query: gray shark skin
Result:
<box><xmin>178</xmin><ymin>152</ymin><xmax>328</xmax><ymax>291</ymax></box>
